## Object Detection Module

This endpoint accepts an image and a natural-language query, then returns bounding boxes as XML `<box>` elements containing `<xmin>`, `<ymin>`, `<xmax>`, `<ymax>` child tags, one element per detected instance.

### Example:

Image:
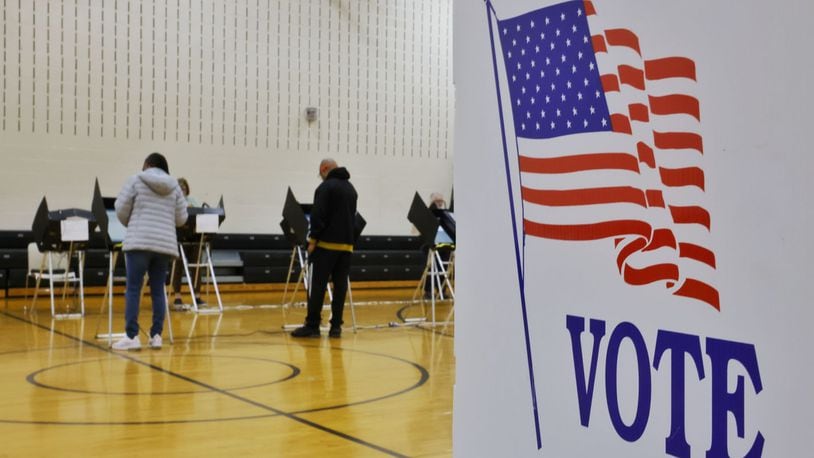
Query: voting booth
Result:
<box><xmin>173</xmin><ymin>197</ymin><xmax>226</xmax><ymax>313</ymax></box>
<box><xmin>408</xmin><ymin>192</ymin><xmax>455</xmax><ymax>325</ymax></box>
<box><xmin>28</xmin><ymin>195</ymin><xmax>97</xmax><ymax>318</ymax></box>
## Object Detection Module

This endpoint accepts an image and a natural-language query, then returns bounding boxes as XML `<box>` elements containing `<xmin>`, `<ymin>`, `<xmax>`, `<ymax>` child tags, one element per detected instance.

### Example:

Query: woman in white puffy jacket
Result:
<box><xmin>112</xmin><ymin>153</ymin><xmax>188</xmax><ymax>351</ymax></box>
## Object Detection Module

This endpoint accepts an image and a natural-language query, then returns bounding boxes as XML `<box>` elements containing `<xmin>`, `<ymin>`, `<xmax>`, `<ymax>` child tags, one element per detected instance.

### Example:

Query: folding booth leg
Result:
<box><xmin>430</xmin><ymin>249</ymin><xmax>437</xmax><ymax>325</ymax></box>
<box><xmin>348</xmin><ymin>279</ymin><xmax>357</xmax><ymax>333</ymax></box>
<box><xmin>48</xmin><ymin>253</ymin><xmax>56</xmax><ymax>317</ymax></box>
<box><xmin>281</xmin><ymin>247</ymin><xmax>298</xmax><ymax>306</ymax></box>
<box><xmin>78</xmin><ymin>251</ymin><xmax>85</xmax><ymax>316</ymax></box>
<box><xmin>31</xmin><ymin>254</ymin><xmax>47</xmax><ymax>312</ymax></box>
<box><xmin>434</xmin><ymin>250</ymin><xmax>455</xmax><ymax>300</ymax></box>
<box><xmin>164</xmin><ymin>282</ymin><xmax>174</xmax><ymax>344</ymax></box>
<box><xmin>108</xmin><ymin>253</ymin><xmax>115</xmax><ymax>347</ymax></box>
<box><xmin>204</xmin><ymin>244</ymin><xmax>223</xmax><ymax>312</ymax></box>
<box><xmin>178</xmin><ymin>242</ymin><xmax>198</xmax><ymax>312</ymax></box>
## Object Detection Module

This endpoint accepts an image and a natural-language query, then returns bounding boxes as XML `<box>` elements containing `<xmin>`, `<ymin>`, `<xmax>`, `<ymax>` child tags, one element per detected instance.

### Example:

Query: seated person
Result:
<box><xmin>428</xmin><ymin>192</ymin><xmax>456</xmax><ymax>243</ymax></box>
<box><xmin>170</xmin><ymin>177</ymin><xmax>205</xmax><ymax>308</ymax></box>
<box><xmin>424</xmin><ymin>192</ymin><xmax>454</xmax><ymax>299</ymax></box>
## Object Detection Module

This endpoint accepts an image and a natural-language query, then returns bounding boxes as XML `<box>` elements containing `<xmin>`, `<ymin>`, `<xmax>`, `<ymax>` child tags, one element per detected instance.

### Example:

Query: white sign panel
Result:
<box><xmin>60</xmin><ymin>217</ymin><xmax>89</xmax><ymax>242</ymax></box>
<box><xmin>453</xmin><ymin>0</ymin><xmax>813</xmax><ymax>457</ymax></box>
<box><xmin>195</xmin><ymin>214</ymin><xmax>219</xmax><ymax>234</ymax></box>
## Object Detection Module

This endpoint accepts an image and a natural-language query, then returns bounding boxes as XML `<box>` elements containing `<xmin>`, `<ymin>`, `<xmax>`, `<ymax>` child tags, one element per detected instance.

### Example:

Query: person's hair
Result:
<box><xmin>178</xmin><ymin>177</ymin><xmax>190</xmax><ymax>195</ymax></box>
<box><xmin>429</xmin><ymin>192</ymin><xmax>446</xmax><ymax>209</ymax></box>
<box><xmin>144</xmin><ymin>152</ymin><xmax>169</xmax><ymax>174</ymax></box>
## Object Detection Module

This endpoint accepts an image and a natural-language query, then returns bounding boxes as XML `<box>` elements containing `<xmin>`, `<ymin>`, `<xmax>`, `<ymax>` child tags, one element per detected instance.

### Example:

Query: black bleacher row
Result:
<box><xmin>0</xmin><ymin>230</ymin><xmax>427</xmax><ymax>290</ymax></box>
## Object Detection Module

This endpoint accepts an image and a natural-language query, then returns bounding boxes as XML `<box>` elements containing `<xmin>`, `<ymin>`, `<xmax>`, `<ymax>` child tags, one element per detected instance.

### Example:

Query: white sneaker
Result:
<box><xmin>112</xmin><ymin>336</ymin><xmax>141</xmax><ymax>351</ymax></box>
<box><xmin>149</xmin><ymin>334</ymin><xmax>163</xmax><ymax>349</ymax></box>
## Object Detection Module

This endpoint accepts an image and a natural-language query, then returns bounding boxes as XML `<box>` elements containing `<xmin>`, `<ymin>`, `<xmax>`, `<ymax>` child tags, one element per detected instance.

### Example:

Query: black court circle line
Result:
<box><xmin>4</xmin><ymin>341</ymin><xmax>430</xmax><ymax>424</ymax></box>
<box><xmin>26</xmin><ymin>354</ymin><xmax>300</xmax><ymax>395</ymax></box>
<box><xmin>0</xmin><ymin>311</ymin><xmax>424</xmax><ymax>458</ymax></box>
<box><xmin>396</xmin><ymin>303</ymin><xmax>455</xmax><ymax>338</ymax></box>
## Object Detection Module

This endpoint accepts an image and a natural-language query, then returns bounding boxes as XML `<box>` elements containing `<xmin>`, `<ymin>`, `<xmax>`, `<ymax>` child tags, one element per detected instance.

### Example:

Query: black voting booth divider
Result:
<box><xmin>279</xmin><ymin>187</ymin><xmax>310</xmax><ymax>313</ymax></box>
<box><xmin>28</xmin><ymin>193</ymin><xmax>97</xmax><ymax>318</ymax></box>
<box><xmin>278</xmin><ymin>187</ymin><xmax>365</xmax><ymax>332</ymax></box>
<box><xmin>172</xmin><ymin>197</ymin><xmax>226</xmax><ymax>313</ymax></box>
<box><xmin>407</xmin><ymin>191</ymin><xmax>456</xmax><ymax>325</ymax></box>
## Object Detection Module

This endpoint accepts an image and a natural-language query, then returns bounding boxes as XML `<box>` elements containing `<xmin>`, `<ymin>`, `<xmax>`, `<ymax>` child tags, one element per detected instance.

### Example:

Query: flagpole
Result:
<box><xmin>485</xmin><ymin>0</ymin><xmax>542</xmax><ymax>449</ymax></box>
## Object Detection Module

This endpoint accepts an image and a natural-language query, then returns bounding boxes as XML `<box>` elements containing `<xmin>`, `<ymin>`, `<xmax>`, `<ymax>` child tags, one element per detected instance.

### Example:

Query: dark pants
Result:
<box><xmin>305</xmin><ymin>248</ymin><xmax>352</xmax><ymax>328</ymax></box>
<box><xmin>124</xmin><ymin>250</ymin><xmax>171</xmax><ymax>338</ymax></box>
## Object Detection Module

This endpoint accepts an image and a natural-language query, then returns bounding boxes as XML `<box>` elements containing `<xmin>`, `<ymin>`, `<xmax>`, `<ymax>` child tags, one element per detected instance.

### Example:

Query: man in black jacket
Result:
<box><xmin>292</xmin><ymin>159</ymin><xmax>358</xmax><ymax>338</ymax></box>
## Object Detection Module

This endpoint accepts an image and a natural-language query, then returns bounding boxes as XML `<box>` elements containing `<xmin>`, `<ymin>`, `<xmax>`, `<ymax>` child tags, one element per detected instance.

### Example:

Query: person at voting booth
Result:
<box><xmin>112</xmin><ymin>153</ymin><xmax>188</xmax><ymax>351</ymax></box>
<box><xmin>421</xmin><ymin>192</ymin><xmax>455</xmax><ymax>299</ymax></box>
<box><xmin>171</xmin><ymin>177</ymin><xmax>205</xmax><ymax>308</ymax></box>
<box><xmin>291</xmin><ymin>159</ymin><xmax>358</xmax><ymax>338</ymax></box>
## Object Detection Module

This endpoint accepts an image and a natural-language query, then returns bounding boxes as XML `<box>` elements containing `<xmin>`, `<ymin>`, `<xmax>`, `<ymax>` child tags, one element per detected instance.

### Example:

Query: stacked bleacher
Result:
<box><xmin>224</xmin><ymin>233</ymin><xmax>425</xmax><ymax>284</ymax></box>
<box><xmin>0</xmin><ymin>230</ymin><xmax>426</xmax><ymax>294</ymax></box>
<box><xmin>0</xmin><ymin>231</ymin><xmax>32</xmax><ymax>291</ymax></box>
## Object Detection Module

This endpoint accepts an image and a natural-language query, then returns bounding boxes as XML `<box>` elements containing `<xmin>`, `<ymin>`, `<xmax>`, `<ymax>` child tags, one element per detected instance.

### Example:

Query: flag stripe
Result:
<box><xmin>674</xmin><ymin>278</ymin><xmax>720</xmax><ymax>309</ymax></box>
<box><xmin>584</xmin><ymin>0</ymin><xmax>597</xmax><ymax>16</ymax></box>
<box><xmin>669</xmin><ymin>205</ymin><xmax>711</xmax><ymax>229</ymax></box>
<box><xmin>645</xmin><ymin>57</ymin><xmax>697</xmax><ymax>81</ymax></box>
<box><xmin>653</xmin><ymin>131</ymin><xmax>704</xmax><ymax>153</ymax></box>
<box><xmin>601</xmin><ymin>74</ymin><xmax>620</xmax><ymax>92</ymax></box>
<box><xmin>637</xmin><ymin>142</ymin><xmax>656</xmax><ymax>168</ymax></box>
<box><xmin>522</xmin><ymin>186</ymin><xmax>647</xmax><ymax>207</ymax></box>
<box><xmin>624</xmin><ymin>263</ymin><xmax>679</xmax><ymax>285</ymax></box>
<box><xmin>659</xmin><ymin>166</ymin><xmax>705</xmax><ymax>189</ymax></box>
<box><xmin>592</xmin><ymin>34</ymin><xmax>608</xmax><ymax>53</ymax></box>
<box><xmin>610</xmin><ymin>113</ymin><xmax>632</xmax><ymax>133</ymax></box>
<box><xmin>679</xmin><ymin>242</ymin><xmax>716</xmax><ymax>268</ymax></box>
<box><xmin>605</xmin><ymin>29</ymin><xmax>641</xmax><ymax>55</ymax></box>
<box><xmin>618</xmin><ymin>65</ymin><xmax>645</xmax><ymax>90</ymax></box>
<box><xmin>616</xmin><ymin>237</ymin><xmax>647</xmax><ymax>271</ymax></box>
<box><xmin>644</xmin><ymin>189</ymin><xmax>665</xmax><ymax>207</ymax></box>
<box><xmin>628</xmin><ymin>103</ymin><xmax>649</xmax><ymax>122</ymax></box>
<box><xmin>519</xmin><ymin>153</ymin><xmax>641</xmax><ymax>174</ymax></box>
<box><xmin>649</xmin><ymin>94</ymin><xmax>700</xmax><ymax>120</ymax></box>
<box><xmin>645</xmin><ymin>228</ymin><xmax>677</xmax><ymax>250</ymax></box>
<box><xmin>524</xmin><ymin>219</ymin><xmax>651</xmax><ymax>241</ymax></box>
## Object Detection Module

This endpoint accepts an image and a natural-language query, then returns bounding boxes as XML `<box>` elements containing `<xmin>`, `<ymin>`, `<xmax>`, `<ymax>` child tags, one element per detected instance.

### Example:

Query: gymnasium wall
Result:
<box><xmin>0</xmin><ymin>0</ymin><xmax>454</xmax><ymax>234</ymax></box>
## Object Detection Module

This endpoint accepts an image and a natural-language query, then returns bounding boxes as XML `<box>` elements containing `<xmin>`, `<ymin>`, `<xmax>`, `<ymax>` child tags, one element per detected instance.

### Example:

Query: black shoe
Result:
<box><xmin>173</xmin><ymin>298</ymin><xmax>183</xmax><ymax>306</ymax></box>
<box><xmin>291</xmin><ymin>326</ymin><xmax>320</xmax><ymax>338</ymax></box>
<box><xmin>329</xmin><ymin>325</ymin><xmax>342</xmax><ymax>338</ymax></box>
<box><xmin>195</xmin><ymin>297</ymin><xmax>207</xmax><ymax>307</ymax></box>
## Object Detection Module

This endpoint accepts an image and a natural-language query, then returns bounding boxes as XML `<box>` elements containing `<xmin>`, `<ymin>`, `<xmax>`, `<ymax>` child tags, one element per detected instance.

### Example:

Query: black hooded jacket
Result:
<box><xmin>309</xmin><ymin>167</ymin><xmax>358</xmax><ymax>246</ymax></box>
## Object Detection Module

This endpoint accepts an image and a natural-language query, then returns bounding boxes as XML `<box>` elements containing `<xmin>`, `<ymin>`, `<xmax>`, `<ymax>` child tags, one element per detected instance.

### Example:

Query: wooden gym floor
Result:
<box><xmin>0</xmin><ymin>286</ymin><xmax>454</xmax><ymax>457</ymax></box>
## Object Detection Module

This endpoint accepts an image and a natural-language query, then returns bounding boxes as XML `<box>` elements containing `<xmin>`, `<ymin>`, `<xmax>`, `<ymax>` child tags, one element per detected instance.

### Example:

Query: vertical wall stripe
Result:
<box><xmin>0</xmin><ymin>1</ymin><xmax>452</xmax><ymax>159</ymax></box>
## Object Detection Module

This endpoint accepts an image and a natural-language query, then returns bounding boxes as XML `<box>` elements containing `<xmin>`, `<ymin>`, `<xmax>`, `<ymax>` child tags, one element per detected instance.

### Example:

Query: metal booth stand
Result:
<box><xmin>406</xmin><ymin>192</ymin><xmax>456</xmax><ymax>326</ymax></box>
<box><xmin>170</xmin><ymin>198</ymin><xmax>226</xmax><ymax>314</ymax></box>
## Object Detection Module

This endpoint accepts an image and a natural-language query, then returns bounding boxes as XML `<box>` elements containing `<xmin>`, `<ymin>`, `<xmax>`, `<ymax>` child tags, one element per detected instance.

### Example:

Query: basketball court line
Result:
<box><xmin>396</xmin><ymin>304</ymin><xmax>455</xmax><ymax>338</ymax></box>
<box><xmin>0</xmin><ymin>310</ymin><xmax>409</xmax><ymax>458</ymax></box>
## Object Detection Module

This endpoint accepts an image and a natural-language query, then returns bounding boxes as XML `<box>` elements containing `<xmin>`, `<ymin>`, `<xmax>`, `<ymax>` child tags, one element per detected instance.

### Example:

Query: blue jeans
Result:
<box><xmin>124</xmin><ymin>251</ymin><xmax>171</xmax><ymax>339</ymax></box>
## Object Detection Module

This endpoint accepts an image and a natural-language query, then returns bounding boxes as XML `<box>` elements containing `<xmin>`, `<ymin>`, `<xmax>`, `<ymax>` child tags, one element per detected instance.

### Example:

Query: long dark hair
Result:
<box><xmin>144</xmin><ymin>152</ymin><xmax>169</xmax><ymax>174</ymax></box>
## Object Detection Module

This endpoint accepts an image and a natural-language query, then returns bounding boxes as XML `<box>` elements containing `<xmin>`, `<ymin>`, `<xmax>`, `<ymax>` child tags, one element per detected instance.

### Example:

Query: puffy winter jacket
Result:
<box><xmin>115</xmin><ymin>168</ymin><xmax>188</xmax><ymax>257</ymax></box>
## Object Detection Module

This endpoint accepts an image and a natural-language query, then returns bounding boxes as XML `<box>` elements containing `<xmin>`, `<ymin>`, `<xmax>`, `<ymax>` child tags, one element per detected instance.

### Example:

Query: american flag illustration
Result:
<box><xmin>493</xmin><ymin>0</ymin><xmax>719</xmax><ymax>309</ymax></box>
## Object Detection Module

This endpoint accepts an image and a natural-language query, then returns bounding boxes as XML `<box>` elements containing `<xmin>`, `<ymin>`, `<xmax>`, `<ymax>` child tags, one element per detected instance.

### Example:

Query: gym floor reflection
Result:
<box><xmin>0</xmin><ymin>289</ymin><xmax>454</xmax><ymax>457</ymax></box>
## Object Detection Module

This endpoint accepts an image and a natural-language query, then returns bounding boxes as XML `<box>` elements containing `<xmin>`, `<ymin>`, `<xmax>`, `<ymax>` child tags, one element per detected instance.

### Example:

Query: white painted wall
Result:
<box><xmin>454</xmin><ymin>0</ymin><xmax>814</xmax><ymax>456</ymax></box>
<box><xmin>0</xmin><ymin>0</ymin><xmax>453</xmax><ymax>234</ymax></box>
